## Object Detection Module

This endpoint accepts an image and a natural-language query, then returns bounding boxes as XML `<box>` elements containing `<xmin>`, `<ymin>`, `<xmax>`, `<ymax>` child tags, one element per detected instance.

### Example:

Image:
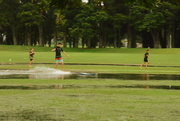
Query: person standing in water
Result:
<box><xmin>29</xmin><ymin>48</ymin><xmax>35</xmax><ymax>67</ymax></box>
<box><xmin>140</xmin><ymin>49</ymin><xmax>150</xmax><ymax>69</ymax></box>
<box><xmin>52</xmin><ymin>43</ymin><xmax>70</xmax><ymax>71</ymax></box>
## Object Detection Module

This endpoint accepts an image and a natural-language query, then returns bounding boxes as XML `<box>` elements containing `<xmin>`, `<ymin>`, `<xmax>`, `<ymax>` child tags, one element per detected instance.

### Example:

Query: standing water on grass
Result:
<box><xmin>29</xmin><ymin>66</ymin><xmax>71</xmax><ymax>74</ymax></box>
<box><xmin>0</xmin><ymin>66</ymin><xmax>71</xmax><ymax>79</ymax></box>
<box><xmin>0</xmin><ymin>66</ymin><xmax>180</xmax><ymax>80</ymax></box>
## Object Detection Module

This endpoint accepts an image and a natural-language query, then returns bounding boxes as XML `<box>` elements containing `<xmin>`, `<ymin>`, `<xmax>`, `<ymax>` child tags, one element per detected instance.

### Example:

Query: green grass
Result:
<box><xmin>0</xmin><ymin>45</ymin><xmax>180</xmax><ymax>121</ymax></box>
<box><xmin>0</xmin><ymin>79</ymin><xmax>180</xmax><ymax>121</ymax></box>
<box><xmin>0</xmin><ymin>45</ymin><xmax>180</xmax><ymax>67</ymax></box>
<box><xmin>1</xmin><ymin>51</ymin><xmax>179</xmax><ymax>66</ymax></box>
<box><xmin>1</xmin><ymin>45</ymin><xmax>180</xmax><ymax>54</ymax></box>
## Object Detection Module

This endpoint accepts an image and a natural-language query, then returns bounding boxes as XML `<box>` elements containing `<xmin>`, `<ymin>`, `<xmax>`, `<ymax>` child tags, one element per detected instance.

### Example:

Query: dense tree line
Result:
<box><xmin>0</xmin><ymin>0</ymin><xmax>179</xmax><ymax>48</ymax></box>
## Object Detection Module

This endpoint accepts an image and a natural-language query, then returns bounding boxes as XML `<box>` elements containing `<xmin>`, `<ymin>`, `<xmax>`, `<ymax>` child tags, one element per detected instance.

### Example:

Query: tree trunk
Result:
<box><xmin>131</xmin><ymin>28</ymin><xmax>136</xmax><ymax>48</ymax></box>
<box><xmin>114</xmin><ymin>37</ymin><xmax>117</xmax><ymax>48</ymax></box>
<box><xmin>82</xmin><ymin>37</ymin><xmax>85</xmax><ymax>48</ymax></box>
<box><xmin>117</xmin><ymin>29</ymin><xmax>121</xmax><ymax>48</ymax></box>
<box><xmin>48</xmin><ymin>36</ymin><xmax>51</xmax><ymax>47</ymax></box>
<box><xmin>63</xmin><ymin>29</ymin><xmax>67</xmax><ymax>47</ymax></box>
<box><xmin>12</xmin><ymin>24</ymin><xmax>17</xmax><ymax>45</ymax></box>
<box><xmin>165</xmin><ymin>28</ymin><xmax>171</xmax><ymax>48</ymax></box>
<box><xmin>99</xmin><ymin>35</ymin><xmax>103</xmax><ymax>48</ymax></box>
<box><xmin>73</xmin><ymin>38</ymin><xmax>78</xmax><ymax>48</ymax></box>
<box><xmin>113</xmin><ymin>27</ymin><xmax>117</xmax><ymax>48</ymax></box>
<box><xmin>27</xmin><ymin>26</ymin><xmax>31</xmax><ymax>46</ymax></box>
<box><xmin>141</xmin><ymin>31</ymin><xmax>153</xmax><ymax>48</ymax></box>
<box><xmin>69</xmin><ymin>39</ymin><xmax>72</xmax><ymax>48</ymax></box>
<box><xmin>53</xmin><ymin>30</ymin><xmax>57</xmax><ymax>47</ymax></box>
<box><xmin>39</xmin><ymin>23</ymin><xmax>43</xmax><ymax>46</ymax></box>
<box><xmin>87</xmin><ymin>38</ymin><xmax>91</xmax><ymax>48</ymax></box>
<box><xmin>173</xmin><ymin>22</ymin><xmax>180</xmax><ymax>48</ymax></box>
<box><xmin>151</xmin><ymin>29</ymin><xmax>160</xmax><ymax>48</ymax></box>
<box><xmin>0</xmin><ymin>34</ymin><xmax>3</xmax><ymax>44</ymax></box>
<box><xmin>127</xmin><ymin>23</ymin><xmax>132</xmax><ymax>48</ymax></box>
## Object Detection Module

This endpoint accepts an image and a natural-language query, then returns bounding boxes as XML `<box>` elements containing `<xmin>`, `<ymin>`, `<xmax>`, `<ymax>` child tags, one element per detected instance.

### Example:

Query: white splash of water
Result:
<box><xmin>29</xmin><ymin>66</ymin><xmax>71</xmax><ymax>75</ymax></box>
<box><xmin>0</xmin><ymin>66</ymin><xmax>71</xmax><ymax>75</ymax></box>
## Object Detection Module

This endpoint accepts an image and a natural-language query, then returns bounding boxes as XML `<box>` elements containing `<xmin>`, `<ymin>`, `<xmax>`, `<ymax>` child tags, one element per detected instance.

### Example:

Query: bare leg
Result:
<box><xmin>140</xmin><ymin>62</ymin><xmax>145</xmax><ymax>69</ymax></box>
<box><xmin>146</xmin><ymin>62</ymin><xmax>150</xmax><ymax>69</ymax></box>
<box><xmin>29</xmin><ymin>60</ymin><xmax>33</xmax><ymax>67</ymax></box>
<box><xmin>146</xmin><ymin>63</ymin><xmax>148</xmax><ymax>69</ymax></box>
<box><xmin>61</xmin><ymin>62</ymin><xmax>64</xmax><ymax>71</ymax></box>
<box><xmin>55</xmin><ymin>63</ymin><xmax>58</xmax><ymax>69</ymax></box>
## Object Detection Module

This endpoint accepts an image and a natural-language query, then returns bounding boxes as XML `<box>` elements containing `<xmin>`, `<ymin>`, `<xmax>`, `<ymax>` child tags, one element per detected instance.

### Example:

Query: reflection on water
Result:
<box><xmin>0</xmin><ymin>67</ymin><xmax>180</xmax><ymax>90</ymax></box>
<box><xmin>0</xmin><ymin>84</ymin><xmax>179</xmax><ymax>90</ymax></box>
<box><xmin>97</xmin><ymin>73</ymin><xmax>180</xmax><ymax>80</ymax></box>
<box><xmin>0</xmin><ymin>66</ymin><xmax>179</xmax><ymax>80</ymax></box>
<box><xmin>0</xmin><ymin>72</ymin><xmax>180</xmax><ymax>80</ymax></box>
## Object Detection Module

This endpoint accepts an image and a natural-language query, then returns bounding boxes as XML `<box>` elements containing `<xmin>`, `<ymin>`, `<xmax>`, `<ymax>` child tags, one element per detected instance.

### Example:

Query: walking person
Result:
<box><xmin>140</xmin><ymin>49</ymin><xmax>150</xmax><ymax>69</ymax></box>
<box><xmin>29</xmin><ymin>48</ymin><xmax>35</xmax><ymax>67</ymax></box>
<box><xmin>52</xmin><ymin>43</ymin><xmax>70</xmax><ymax>71</ymax></box>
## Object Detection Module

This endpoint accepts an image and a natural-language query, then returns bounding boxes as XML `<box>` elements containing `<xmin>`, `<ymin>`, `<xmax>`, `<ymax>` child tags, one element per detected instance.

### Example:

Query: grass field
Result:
<box><xmin>0</xmin><ymin>45</ymin><xmax>180</xmax><ymax>65</ymax></box>
<box><xmin>0</xmin><ymin>79</ymin><xmax>180</xmax><ymax>121</ymax></box>
<box><xmin>0</xmin><ymin>45</ymin><xmax>180</xmax><ymax>121</ymax></box>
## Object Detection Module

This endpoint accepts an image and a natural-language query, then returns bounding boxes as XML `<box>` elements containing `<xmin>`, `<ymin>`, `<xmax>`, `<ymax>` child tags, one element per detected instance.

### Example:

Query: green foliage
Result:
<box><xmin>18</xmin><ymin>2</ymin><xmax>42</xmax><ymax>26</ymax></box>
<box><xmin>125</xmin><ymin>0</ymin><xmax>160</xmax><ymax>8</ymax></box>
<box><xmin>140</xmin><ymin>12</ymin><xmax>165</xmax><ymax>31</ymax></box>
<box><xmin>37</xmin><ymin>0</ymin><xmax>51</xmax><ymax>11</ymax></box>
<box><xmin>130</xmin><ymin>2</ymin><xmax>178</xmax><ymax>32</ymax></box>
<box><xmin>0</xmin><ymin>13</ymin><xmax>9</xmax><ymax>26</ymax></box>
<box><xmin>55</xmin><ymin>10</ymin><xmax>67</xmax><ymax>26</ymax></box>
<box><xmin>50</xmin><ymin>0</ymin><xmax>81</xmax><ymax>9</ymax></box>
<box><xmin>0</xmin><ymin>0</ymin><xmax>19</xmax><ymax>26</ymax></box>
<box><xmin>0</xmin><ymin>0</ymin><xmax>180</xmax><ymax>48</ymax></box>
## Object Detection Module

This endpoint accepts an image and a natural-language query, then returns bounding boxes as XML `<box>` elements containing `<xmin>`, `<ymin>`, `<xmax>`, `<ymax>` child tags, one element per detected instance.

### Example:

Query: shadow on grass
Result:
<box><xmin>0</xmin><ymin>109</ymin><xmax>67</xmax><ymax>121</ymax></box>
<box><xmin>0</xmin><ymin>84</ymin><xmax>179</xmax><ymax>90</ymax></box>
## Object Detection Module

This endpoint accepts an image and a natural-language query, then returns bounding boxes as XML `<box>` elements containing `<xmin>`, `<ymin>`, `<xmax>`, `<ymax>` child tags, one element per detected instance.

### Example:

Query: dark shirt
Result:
<box><xmin>29</xmin><ymin>51</ymin><xmax>34</xmax><ymax>57</ymax></box>
<box><xmin>55</xmin><ymin>46</ymin><xmax>63</xmax><ymax>58</ymax></box>
<box><xmin>144</xmin><ymin>52</ymin><xmax>149</xmax><ymax>59</ymax></box>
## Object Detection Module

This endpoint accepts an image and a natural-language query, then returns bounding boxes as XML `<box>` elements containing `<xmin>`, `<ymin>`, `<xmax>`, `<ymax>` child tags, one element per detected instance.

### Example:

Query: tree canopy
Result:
<box><xmin>0</xmin><ymin>0</ymin><xmax>179</xmax><ymax>48</ymax></box>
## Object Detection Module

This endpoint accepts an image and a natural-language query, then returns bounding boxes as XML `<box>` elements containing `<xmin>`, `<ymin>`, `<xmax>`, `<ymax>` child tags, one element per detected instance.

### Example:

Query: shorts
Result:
<box><xmin>144</xmin><ymin>58</ymin><xmax>148</xmax><ymax>62</ymax></box>
<box><xmin>29</xmin><ymin>56</ymin><xmax>33</xmax><ymax>61</ymax></box>
<box><xmin>55</xmin><ymin>57</ymin><xmax>63</xmax><ymax>63</ymax></box>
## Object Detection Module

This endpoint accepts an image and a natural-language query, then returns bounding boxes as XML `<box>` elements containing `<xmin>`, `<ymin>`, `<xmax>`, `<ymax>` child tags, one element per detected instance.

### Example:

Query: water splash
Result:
<box><xmin>29</xmin><ymin>66</ymin><xmax>71</xmax><ymax>75</ymax></box>
<box><xmin>0</xmin><ymin>66</ymin><xmax>71</xmax><ymax>75</ymax></box>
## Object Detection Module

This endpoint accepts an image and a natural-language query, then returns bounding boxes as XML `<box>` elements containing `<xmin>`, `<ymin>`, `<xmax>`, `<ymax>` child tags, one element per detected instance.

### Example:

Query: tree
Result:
<box><xmin>18</xmin><ymin>2</ymin><xmax>42</xmax><ymax>45</ymax></box>
<box><xmin>35</xmin><ymin>0</ymin><xmax>51</xmax><ymax>46</ymax></box>
<box><xmin>0</xmin><ymin>0</ymin><xmax>20</xmax><ymax>45</ymax></box>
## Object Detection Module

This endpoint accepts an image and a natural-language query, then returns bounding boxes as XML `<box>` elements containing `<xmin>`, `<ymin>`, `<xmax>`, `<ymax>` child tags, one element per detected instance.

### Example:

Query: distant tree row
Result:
<box><xmin>0</xmin><ymin>0</ymin><xmax>179</xmax><ymax>48</ymax></box>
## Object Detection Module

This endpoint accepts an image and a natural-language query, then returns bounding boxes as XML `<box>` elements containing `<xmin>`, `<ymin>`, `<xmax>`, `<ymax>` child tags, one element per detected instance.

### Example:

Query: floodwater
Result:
<box><xmin>0</xmin><ymin>66</ymin><xmax>179</xmax><ymax>80</ymax></box>
<box><xmin>0</xmin><ymin>66</ymin><xmax>179</xmax><ymax>90</ymax></box>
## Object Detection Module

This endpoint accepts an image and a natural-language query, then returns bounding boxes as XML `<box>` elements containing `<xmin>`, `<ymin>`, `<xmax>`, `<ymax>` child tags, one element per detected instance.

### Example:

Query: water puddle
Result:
<box><xmin>0</xmin><ymin>66</ymin><xmax>71</xmax><ymax>79</ymax></box>
<box><xmin>0</xmin><ymin>66</ymin><xmax>180</xmax><ymax>80</ymax></box>
<box><xmin>0</xmin><ymin>67</ymin><xmax>179</xmax><ymax>90</ymax></box>
<box><xmin>0</xmin><ymin>84</ymin><xmax>179</xmax><ymax>90</ymax></box>
<box><xmin>0</xmin><ymin>67</ymin><xmax>180</xmax><ymax>80</ymax></box>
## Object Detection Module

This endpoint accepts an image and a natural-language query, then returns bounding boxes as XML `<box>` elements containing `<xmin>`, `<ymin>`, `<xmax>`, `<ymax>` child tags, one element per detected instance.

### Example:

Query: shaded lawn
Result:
<box><xmin>0</xmin><ymin>83</ymin><xmax>179</xmax><ymax>121</ymax></box>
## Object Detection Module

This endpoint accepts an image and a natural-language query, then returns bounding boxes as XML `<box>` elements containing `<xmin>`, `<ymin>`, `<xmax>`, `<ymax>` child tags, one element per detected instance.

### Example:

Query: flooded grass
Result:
<box><xmin>0</xmin><ymin>78</ymin><xmax>180</xmax><ymax>120</ymax></box>
<box><xmin>0</xmin><ymin>67</ymin><xmax>180</xmax><ymax>80</ymax></box>
<box><xmin>0</xmin><ymin>84</ymin><xmax>179</xmax><ymax>90</ymax></box>
<box><xmin>0</xmin><ymin>67</ymin><xmax>180</xmax><ymax>120</ymax></box>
